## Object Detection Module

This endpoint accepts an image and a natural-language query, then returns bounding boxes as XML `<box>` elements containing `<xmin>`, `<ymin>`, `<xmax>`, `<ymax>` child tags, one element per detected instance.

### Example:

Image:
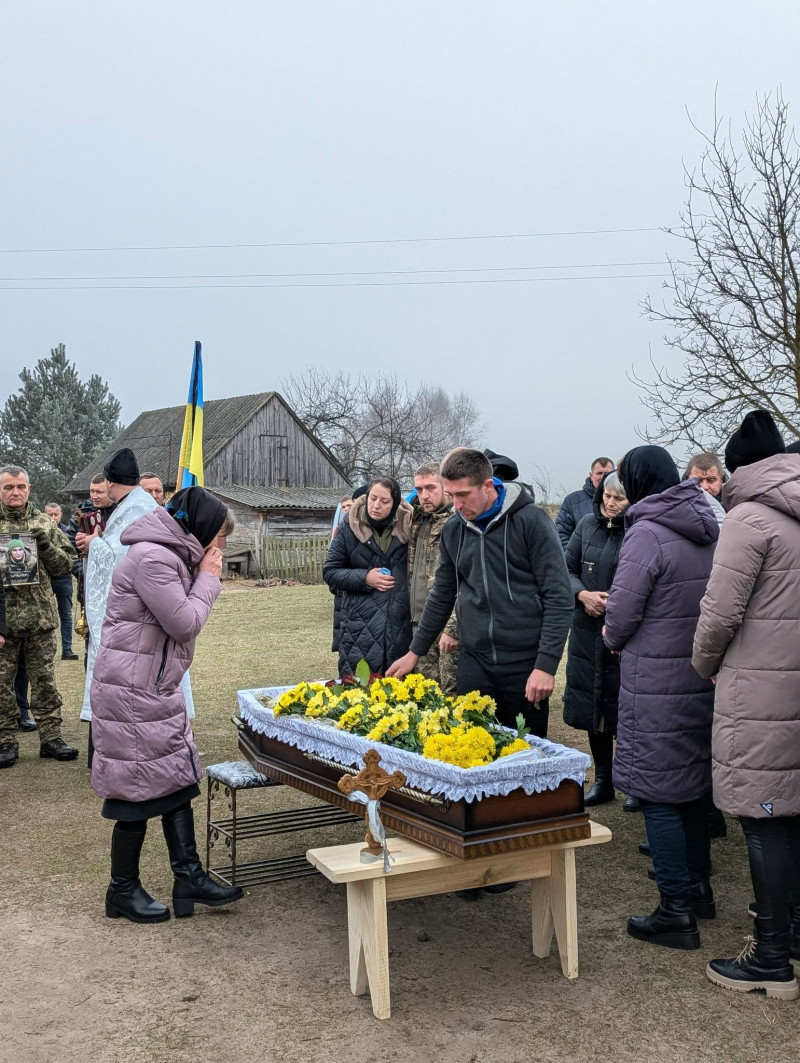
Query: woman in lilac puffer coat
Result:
<box><xmin>91</xmin><ymin>486</ymin><xmax>242</xmax><ymax>924</ymax></box>
<box><xmin>604</xmin><ymin>446</ymin><xmax>718</xmax><ymax>951</ymax></box>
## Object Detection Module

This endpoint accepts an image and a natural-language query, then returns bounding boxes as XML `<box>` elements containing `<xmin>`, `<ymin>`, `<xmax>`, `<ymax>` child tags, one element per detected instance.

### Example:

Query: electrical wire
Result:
<box><xmin>0</xmin><ymin>226</ymin><xmax>664</xmax><ymax>255</ymax></box>
<box><xmin>0</xmin><ymin>260</ymin><xmax>666</xmax><ymax>282</ymax></box>
<box><xmin>0</xmin><ymin>272</ymin><xmax>671</xmax><ymax>291</ymax></box>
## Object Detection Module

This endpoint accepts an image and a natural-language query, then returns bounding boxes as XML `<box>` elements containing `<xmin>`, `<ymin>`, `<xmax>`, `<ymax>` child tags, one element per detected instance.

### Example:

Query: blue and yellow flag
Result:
<box><xmin>177</xmin><ymin>341</ymin><xmax>204</xmax><ymax>489</ymax></box>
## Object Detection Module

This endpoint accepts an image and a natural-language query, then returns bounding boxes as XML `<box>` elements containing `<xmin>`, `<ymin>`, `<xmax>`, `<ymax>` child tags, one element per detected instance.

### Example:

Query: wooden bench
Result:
<box><xmin>307</xmin><ymin>821</ymin><xmax>612</xmax><ymax>1019</ymax></box>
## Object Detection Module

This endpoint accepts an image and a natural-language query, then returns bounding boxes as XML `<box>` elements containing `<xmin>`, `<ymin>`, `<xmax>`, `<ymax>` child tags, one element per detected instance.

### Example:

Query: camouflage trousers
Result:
<box><xmin>415</xmin><ymin>633</ymin><xmax>458</xmax><ymax>696</ymax></box>
<box><xmin>0</xmin><ymin>630</ymin><xmax>63</xmax><ymax>744</ymax></box>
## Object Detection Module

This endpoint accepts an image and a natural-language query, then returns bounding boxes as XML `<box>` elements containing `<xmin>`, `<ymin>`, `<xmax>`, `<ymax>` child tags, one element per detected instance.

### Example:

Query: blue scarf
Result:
<box><xmin>471</xmin><ymin>478</ymin><xmax>506</xmax><ymax>532</ymax></box>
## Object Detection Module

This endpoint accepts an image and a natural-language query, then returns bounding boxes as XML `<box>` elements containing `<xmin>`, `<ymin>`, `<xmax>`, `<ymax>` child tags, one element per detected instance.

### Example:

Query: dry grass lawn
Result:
<box><xmin>1</xmin><ymin>583</ymin><xmax>799</xmax><ymax>1063</ymax></box>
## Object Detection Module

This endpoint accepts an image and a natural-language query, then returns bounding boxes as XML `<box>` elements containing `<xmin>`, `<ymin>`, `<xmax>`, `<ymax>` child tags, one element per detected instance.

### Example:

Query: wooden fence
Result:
<box><xmin>260</xmin><ymin>533</ymin><xmax>331</xmax><ymax>584</ymax></box>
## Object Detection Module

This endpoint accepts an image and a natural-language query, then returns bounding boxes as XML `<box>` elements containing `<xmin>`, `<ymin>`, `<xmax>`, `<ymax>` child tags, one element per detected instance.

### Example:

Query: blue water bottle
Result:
<box><xmin>379</xmin><ymin>567</ymin><xmax>391</xmax><ymax>576</ymax></box>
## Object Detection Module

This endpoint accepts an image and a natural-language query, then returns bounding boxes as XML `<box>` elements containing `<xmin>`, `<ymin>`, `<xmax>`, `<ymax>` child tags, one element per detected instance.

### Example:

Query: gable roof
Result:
<box><xmin>212</xmin><ymin>485</ymin><xmax>346</xmax><ymax>511</ymax></box>
<box><xmin>65</xmin><ymin>392</ymin><xmax>286</xmax><ymax>494</ymax></box>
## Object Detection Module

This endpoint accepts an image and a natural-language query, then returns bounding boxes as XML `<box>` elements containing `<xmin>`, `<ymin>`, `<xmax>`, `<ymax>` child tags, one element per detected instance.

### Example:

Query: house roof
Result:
<box><xmin>65</xmin><ymin>392</ymin><xmax>278</xmax><ymax>494</ymax></box>
<box><xmin>212</xmin><ymin>484</ymin><xmax>346</xmax><ymax>511</ymax></box>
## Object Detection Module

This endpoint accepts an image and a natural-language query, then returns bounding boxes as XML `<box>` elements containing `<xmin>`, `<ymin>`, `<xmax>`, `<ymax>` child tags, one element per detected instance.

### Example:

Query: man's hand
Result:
<box><xmin>439</xmin><ymin>632</ymin><xmax>459</xmax><ymax>654</ymax></box>
<box><xmin>578</xmin><ymin>590</ymin><xmax>608</xmax><ymax>617</ymax></box>
<box><xmin>76</xmin><ymin>528</ymin><xmax>100</xmax><ymax>554</ymax></box>
<box><xmin>365</xmin><ymin>568</ymin><xmax>395</xmax><ymax>592</ymax></box>
<box><xmin>0</xmin><ymin>635</ymin><xmax>5</xmax><ymax>650</ymax></box>
<box><xmin>386</xmin><ymin>651</ymin><xmax>419</xmax><ymax>678</ymax></box>
<box><xmin>525</xmin><ymin>668</ymin><xmax>555</xmax><ymax>705</ymax></box>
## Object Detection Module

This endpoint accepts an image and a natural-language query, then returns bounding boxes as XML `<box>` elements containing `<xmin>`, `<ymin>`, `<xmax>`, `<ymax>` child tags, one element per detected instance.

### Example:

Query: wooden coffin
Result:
<box><xmin>238</xmin><ymin>722</ymin><xmax>591</xmax><ymax>860</ymax></box>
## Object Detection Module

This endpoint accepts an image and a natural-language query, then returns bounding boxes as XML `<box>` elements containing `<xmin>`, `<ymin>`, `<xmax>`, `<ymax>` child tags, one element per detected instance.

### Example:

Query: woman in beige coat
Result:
<box><xmin>693</xmin><ymin>411</ymin><xmax>800</xmax><ymax>1000</ymax></box>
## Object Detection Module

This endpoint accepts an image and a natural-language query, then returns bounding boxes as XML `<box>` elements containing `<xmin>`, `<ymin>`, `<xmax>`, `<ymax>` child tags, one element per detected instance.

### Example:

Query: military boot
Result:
<box><xmin>40</xmin><ymin>738</ymin><xmax>79</xmax><ymax>760</ymax></box>
<box><xmin>162</xmin><ymin>804</ymin><xmax>243</xmax><ymax>917</ymax></box>
<box><xmin>18</xmin><ymin>706</ymin><xmax>37</xmax><ymax>732</ymax></box>
<box><xmin>0</xmin><ymin>742</ymin><xmax>19</xmax><ymax>769</ymax></box>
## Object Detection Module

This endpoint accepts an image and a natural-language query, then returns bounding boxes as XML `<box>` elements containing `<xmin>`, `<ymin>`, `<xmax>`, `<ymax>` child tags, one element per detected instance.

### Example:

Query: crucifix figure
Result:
<box><xmin>338</xmin><ymin>749</ymin><xmax>406</xmax><ymax>859</ymax></box>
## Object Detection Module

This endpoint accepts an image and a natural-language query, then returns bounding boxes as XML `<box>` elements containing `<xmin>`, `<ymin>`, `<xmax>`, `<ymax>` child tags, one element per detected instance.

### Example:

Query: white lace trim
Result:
<box><xmin>237</xmin><ymin>687</ymin><xmax>590</xmax><ymax>803</ymax></box>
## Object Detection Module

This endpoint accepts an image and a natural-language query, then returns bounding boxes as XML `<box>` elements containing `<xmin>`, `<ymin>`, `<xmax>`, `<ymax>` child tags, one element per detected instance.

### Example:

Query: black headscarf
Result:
<box><xmin>166</xmin><ymin>486</ymin><xmax>228</xmax><ymax>548</ymax></box>
<box><xmin>364</xmin><ymin>477</ymin><xmax>402</xmax><ymax>534</ymax></box>
<box><xmin>786</xmin><ymin>440</ymin><xmax>800</xmax><ymax>455</ymax></box>
<box><xmin>351</xmin><ymin>484</ymin><xmax>368</xmax><ymax>500</ymax></box>
<box><xmin>619</xmin><ymin>446</ymin><xmax>680</xmax><ymax>506</ymax></box>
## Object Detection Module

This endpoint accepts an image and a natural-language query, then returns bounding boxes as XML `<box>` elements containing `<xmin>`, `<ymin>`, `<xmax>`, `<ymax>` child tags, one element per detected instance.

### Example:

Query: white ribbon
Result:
<box><xmin>346</xmin><ymin>792</ymin><xmax>396</xmax><ymax>873</ymax></box>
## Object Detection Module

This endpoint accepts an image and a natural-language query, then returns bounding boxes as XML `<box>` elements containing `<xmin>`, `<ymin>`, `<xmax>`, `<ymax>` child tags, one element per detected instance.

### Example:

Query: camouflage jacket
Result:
<box><xmin>0</xmin><ymin>501</ymin><xmax>77</xmax><ymax>635</ymax></box>
<box><xmin>407</xmin><ymin>501</ymin><xmax>458</xmax><ymax>638</ymax></box>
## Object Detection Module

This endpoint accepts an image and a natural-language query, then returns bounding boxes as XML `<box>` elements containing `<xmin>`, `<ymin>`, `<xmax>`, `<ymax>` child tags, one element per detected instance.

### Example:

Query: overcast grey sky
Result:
<box><xmin>2</xmin><ymin>2</ymin><xmax>799</xmax><ymax>496</ymax></box>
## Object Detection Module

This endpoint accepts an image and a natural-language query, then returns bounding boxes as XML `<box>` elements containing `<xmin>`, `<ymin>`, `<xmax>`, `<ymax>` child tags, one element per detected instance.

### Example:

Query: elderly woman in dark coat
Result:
<box><xmin>604</xmin><ymin>446</ymin><xmax>718</xmax><ymax>951</ymax></box>
<box><xmin>323</xmin><ymin>477</ymin><xmax>413</xmax><ymax>677</ymax></box>
<box><xmin>563</xmin><ymin>472</ymin><xmax>628</xmax><ymax>806</ymax></box>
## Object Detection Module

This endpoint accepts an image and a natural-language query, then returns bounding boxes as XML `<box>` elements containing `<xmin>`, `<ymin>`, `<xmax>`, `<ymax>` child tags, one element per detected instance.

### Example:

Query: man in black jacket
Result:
<box><xmin>555</xmin><ymin>456</ymin><xmax>614</xmax><ymax>550</ymax></box>
<box><xmin>388</xmin><ymin>449</ymin><xmax>572</xmax><ymax>738</ymax></box>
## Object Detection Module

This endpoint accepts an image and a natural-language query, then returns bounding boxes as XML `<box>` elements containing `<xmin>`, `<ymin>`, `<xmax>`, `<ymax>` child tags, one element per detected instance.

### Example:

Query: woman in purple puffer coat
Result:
<box><xmin>91</xmin><ymin>486</ymin><xmax>242</xmax><ymax>924</ymax></box>
<box><xmin>604</xmin><ymin>446</ymin><xmax>718</xmax><ymax>951</ymax></box>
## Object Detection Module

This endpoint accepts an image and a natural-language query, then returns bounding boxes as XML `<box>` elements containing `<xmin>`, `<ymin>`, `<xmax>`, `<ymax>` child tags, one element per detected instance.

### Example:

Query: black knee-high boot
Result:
<box><xmin>584</xmin><ymin>731</ymin><xmax>615</xmax><ymax>806</ymax></box>
<box><xmin>162</xmin><ymin>804</ymin><xmax>243</xmax><ymax>918</ymax></box>
<box><xmin>105</xmin><ymin>822</ymin><xmax>170</xmax><ymax>923</ymax></box>
<box><xmin>706</xmin><ymin>817</ymin><xmax>799</xmax><ymax>999</ymax></box>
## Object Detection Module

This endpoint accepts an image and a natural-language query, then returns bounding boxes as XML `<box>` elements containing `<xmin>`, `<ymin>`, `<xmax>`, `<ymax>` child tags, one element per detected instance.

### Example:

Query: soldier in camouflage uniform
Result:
<box><xmin>407</xmin><ymin>461</ymin><xmax>458</xmax><ymax>695</ymax></box>
<box><xmin>0</xmin><ymin>465</ymin><xmax>79</xmax><ymax>768</ymax></box>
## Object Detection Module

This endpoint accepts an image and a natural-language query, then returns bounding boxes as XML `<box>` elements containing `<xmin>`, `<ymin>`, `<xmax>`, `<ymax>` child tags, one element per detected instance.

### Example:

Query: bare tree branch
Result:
<box><xmin>636</xmin><ymin>90</ymin><xmax>800</xmax><ymax>450</ymax></box>
<box><xmin>282</xmin><ymin>368</ymin><xmax>485</xmax><ymax>482</ymax></box>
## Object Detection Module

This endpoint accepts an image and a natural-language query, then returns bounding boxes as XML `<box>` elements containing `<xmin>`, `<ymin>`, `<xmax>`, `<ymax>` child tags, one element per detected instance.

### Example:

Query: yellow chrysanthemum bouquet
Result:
<box><xmin>263</xmin><ymin>660</ymin><xmax>532</xmax><ymax>769</ymax></box>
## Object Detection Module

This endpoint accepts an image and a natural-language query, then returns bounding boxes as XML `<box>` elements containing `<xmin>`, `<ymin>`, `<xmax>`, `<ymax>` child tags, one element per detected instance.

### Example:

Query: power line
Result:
<box><xmin>0</xmin><ymin>226</ymin><xmax>664</xmax><ymax>255</ymax></box>
<box><xmin>0</xmin><ymin>272</ymin><xmax>671</xmax><ymax>292</ymax></box>
<box><xmin>0</xmin><ymin>260</ymin><xmax>666</xmax><ymax>282</ymax></box>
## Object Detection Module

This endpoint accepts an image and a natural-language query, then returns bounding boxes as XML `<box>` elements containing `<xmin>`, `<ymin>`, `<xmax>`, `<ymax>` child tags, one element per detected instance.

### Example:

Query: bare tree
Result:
<box><xmin>635</xmin><ymin>90</ymin><xmax>800</xmax><ymax>450</ymax></box>
<box><xmin>282</xmin><ymin>368</ymin><xmax>484</xmax><ymax>482</ymax></box>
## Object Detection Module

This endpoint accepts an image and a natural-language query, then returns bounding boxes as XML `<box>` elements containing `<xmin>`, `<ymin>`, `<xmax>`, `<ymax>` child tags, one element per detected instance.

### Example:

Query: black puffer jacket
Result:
<box><xmin>562</xmin><ymin>482</ymin><xmax>625</xmax><ymax>733</ymax></box>
<box><xmin>323</xmin><ymin>497</ymin><xmax>413</xmax><ymax>676</ymax></box>
<box><xmin>555</xmin><ymin>478</ymin><xmax>595</xmax><ymax>550</ymax></box>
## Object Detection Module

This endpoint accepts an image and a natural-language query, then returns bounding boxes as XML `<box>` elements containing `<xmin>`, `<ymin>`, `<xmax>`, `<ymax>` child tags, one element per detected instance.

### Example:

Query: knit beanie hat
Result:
<box><xmin>724</xmin><ymin>411</ymin><xmax>785</xmax><ymax>473</ymax></box>
<box><xmin>103</xmin><ymin>447</ymin><xmax>139</xmax><ymax>485</ymax></box>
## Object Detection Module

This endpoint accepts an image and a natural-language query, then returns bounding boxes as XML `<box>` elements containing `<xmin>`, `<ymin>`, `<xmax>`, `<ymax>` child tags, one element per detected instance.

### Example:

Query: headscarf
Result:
<box><xmin>364</xmin><ymin>477</ymin><xmax>402</xmax><ymax>534</ymax></box>
<box><xmin>619</xmin><ymin>446</ymin><xmax>680</xmax><ymax>506</ymax></box>
<box><xmin>724</xmin><ymin>410</ymin><xmax>786</xmax><ymax>472</ymax></box>
<box><xmin>351</xmin><ymin>484</ymin><xmax>368</xmax><ymax>500</ymax></box>
<box><xmin>166</xmin><ymin>486</ymin><xmax>228</xmax><ymax>548</ymax></box>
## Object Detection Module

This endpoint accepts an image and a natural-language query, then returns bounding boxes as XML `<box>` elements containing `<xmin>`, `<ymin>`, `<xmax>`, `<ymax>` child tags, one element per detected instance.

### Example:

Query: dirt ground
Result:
<box><xmin>2</xmin><ymin>585</ymin><xmax>799</xmax><ymax>1063</ymax></box>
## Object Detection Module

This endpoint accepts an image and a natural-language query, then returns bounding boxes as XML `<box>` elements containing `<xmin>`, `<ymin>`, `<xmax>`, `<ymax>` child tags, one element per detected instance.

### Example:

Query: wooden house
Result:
<box><xmin>65</xmin><ymin>392</ymin><xmax>351</xmax><ymax>577</ymax></box>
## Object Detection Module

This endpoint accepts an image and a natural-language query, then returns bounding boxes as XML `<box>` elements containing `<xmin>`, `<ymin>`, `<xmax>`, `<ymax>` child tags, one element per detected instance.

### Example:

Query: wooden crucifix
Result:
<box><xmin>338</xmin><ymin>749</ymin><xmax>406</xmax><ymax>859</ymax></box>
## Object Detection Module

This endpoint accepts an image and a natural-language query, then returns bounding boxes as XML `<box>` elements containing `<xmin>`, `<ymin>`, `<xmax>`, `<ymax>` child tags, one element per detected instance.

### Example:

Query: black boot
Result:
<box><xmin>627</xmin><ymin>894</ymin><xmax>700</xmax><ymax>950</ymax></box>
<box><xmin>622</xmin><ymin>795</ymin><xmax>642</xmax><ymax>812</ymax></box>
<box><xmin>707</xmin><ymin>930</ymin><xmax>799</xmax><ymax>999</ymax></box>
<box><xmin>0</xmin><ymin>742</ymin><xmax>19</xmax><ymax>769</ymax></box>
<box><xmin>105</xmin><ymin>824</ymin><xmax>170</xmax><ymax>923</ymax></box>
<box><xmin>162</xmin><ymin>804</ymin><xmax>243</xmax><ymax>917</ymax></box>
<box><xmin>584</xmin><ymin>731</ymin><xmax>615</xmax><ymax>806</ymax></box>
<box><xmin>791</xmin><ymin>907</ymin><xmax>800</xmax><ymax>967</ymax></box>
<box><xmin>18</xmin><ymin>706</ymin><xmax>37</xmax><ymax>732</ymax></box>
<box><xmin>689</xmin><ymin>881</ymin><xmax>716</xmax><ymax>920</ymax></box>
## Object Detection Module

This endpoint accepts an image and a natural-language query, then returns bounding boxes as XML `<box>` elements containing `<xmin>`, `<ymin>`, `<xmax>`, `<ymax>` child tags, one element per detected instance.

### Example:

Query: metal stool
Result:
<box><xmin>205</xmin><ymin>760</ymin><xmax>359</xmax><ymax>887</ymax></box>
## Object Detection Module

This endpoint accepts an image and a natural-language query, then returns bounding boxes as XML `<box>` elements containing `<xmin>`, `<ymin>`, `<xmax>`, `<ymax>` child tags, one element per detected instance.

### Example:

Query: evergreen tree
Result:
<box><xmin>0</xmin><ymin>344</ymin><xmax>122</xmax><ymax>507</ymax></box>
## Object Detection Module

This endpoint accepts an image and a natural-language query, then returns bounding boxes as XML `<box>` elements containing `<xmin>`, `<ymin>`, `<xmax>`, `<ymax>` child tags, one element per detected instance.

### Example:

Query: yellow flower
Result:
<box><xmin>337</xmin><ymin>706</ymin><xmax>366</xmax><ymax>731</ymax></box>
<box><xmin>366</xmin><ymin>710</ymin><xmax>409</xmax><ymax>743</ymax></box>
<box><xmin>498</xmin><ymin>738</ymin><xmax>531</xmax><ymax>757</ymax></box>
<box><xmin>423</xmin><ymin>725</ymin><xmax>495</xmax><ymax>768</ymax></box>
<box><xmin>369</xmin><ymin>677</ymin><xmax>409</xmax><ymax>703</ymax></box>
<box><xmin>305</xmin><ymin>690</ymin><xmax>339</xmax><ymax>718</ymax></box>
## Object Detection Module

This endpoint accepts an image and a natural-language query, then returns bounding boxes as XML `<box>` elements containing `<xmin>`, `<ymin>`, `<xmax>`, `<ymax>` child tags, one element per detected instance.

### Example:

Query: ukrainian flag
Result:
<box><xmin>177</xmin><ymin>341</ymin><xmax>204</xmax><ymax>488</ymax></box>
